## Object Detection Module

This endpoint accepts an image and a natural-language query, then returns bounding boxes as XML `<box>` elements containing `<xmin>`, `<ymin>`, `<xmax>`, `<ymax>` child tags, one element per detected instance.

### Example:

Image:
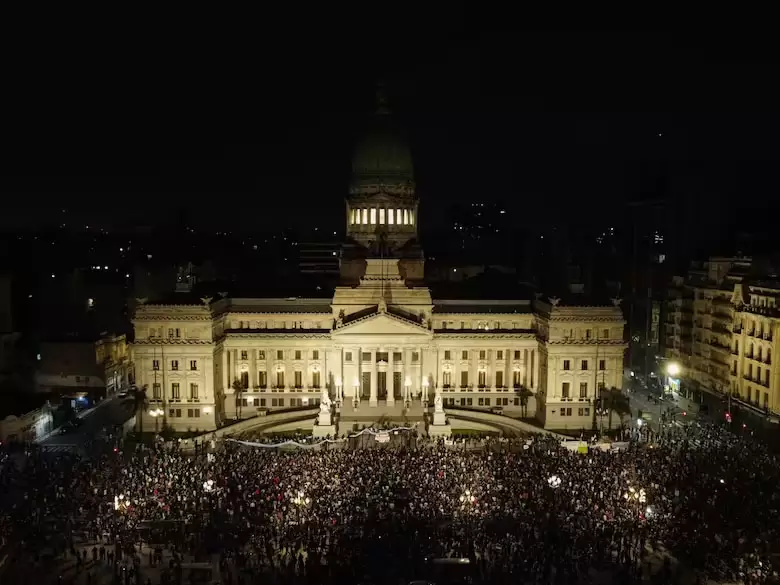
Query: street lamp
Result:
<box><xmin>666</xmin><ymin>362</ymin><xmax>680</xmax><ymax>378</ymax></box>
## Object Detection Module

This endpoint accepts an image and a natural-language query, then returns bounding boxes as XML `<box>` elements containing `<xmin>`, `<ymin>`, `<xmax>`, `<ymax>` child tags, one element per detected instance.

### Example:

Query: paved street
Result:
<box><xmin>40</xmin><ymin>396</ymin><xmax>135</xmax><ymax>450</ymax></box>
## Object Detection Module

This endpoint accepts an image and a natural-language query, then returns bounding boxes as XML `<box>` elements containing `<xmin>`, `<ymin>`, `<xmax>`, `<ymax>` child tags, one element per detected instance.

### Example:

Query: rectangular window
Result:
<box><xmin>579</xmin><ymin>382</ymin><xmax>587</xmax><ymax>398</ymax></box>
<box><xmin>152</xmin><ymin>359</ymin><xmax>159</xmax><ymax>371</ymax></box>
<box><xmin>514</xmin><ymin>350</ymin><xmax>521</xmax><ymax>359</ymax></box>
<box><xmin>276</xmin><ymin>372</ymin><xmax>285</xmax><ymax>388</ymax></box>
<box><xmin>240</xmin><ymin>371</ymin><xmax>249</xmax><ymax>388</ymax></box>
<box><xmin>189</xmin><ymin>383</ymin><xmax>199</xmax><ymax>400</ymax></box>
<box><xmin>443</xmin><ymin>371</ymin><xmax>451</xmax><ymax>387</ymax></box>
<box><xmin>294</xmin><ymin>371</ymin><xmax>302</xmax><ymax>388</ymax></box>
<box><xmin>497</xmin><ymin>350</ymin><xmax>503</xmax><ymax>360</ymax></box>
<box><xmin>168</xmin><ymin>328</ymin><xmax>174</xmax><ymax>339</ymax></box>
<box><xmin>312</xmin><ymin>350</ymin><xmax>319</xmax><ymax>360</ymax></box>
<box><xmin>294</xmin><ymin>350</ymin><xmax>302</xmax><ymax>360</ymax></box>
<box><xmin>393</xmin><ymin>352</ymin><xmax>402</xmax><ymax>362</ymax></box>
<box><xmin>478</xmin><ymin>371</ymin><xmax>486</xmax><ymax>387</ymax></box>
<box><xmin>171</xmin><ymin>383</ymin><xmax>180</xmax><ymax>401</ymax></box>
<box><xmin>152</xmin><ymin>383</ymin><xmax>161</xmax><ymax>400</ymax></box>
<box><xmin>462</xmin><ymin>350</ymin><xmax>468</xmax><ymax>360</ymax></box>
<box><xmin>171</xmin><ymin>360</ymin><xmax>179</xmax><ymax>371</ymax></box>
<box><xmin>259</xmin><ymin>371</ymin><xmax>267</xmax><ymax>388</ymax></box>
<box><xmin>397</xmin><ymin>208</ymin><xmax>402</xmax><ymax>225</ymax></box>
<box><xmin>580</xmin><ymin>360</ymin><xmax>588</xmax><ymax>371</ymax></box>
<box><xmin>562</xmin><ymin>382</ymin><xmax>570</xmax><ymax>399</ymax></box>
<box><xmin>240</xmin><ymin>350</ymin><xmax>248</xmax><ymax>360</ymax></box>
<box><xmin>361</xmin><ymin>208</ymin><xmax>367</xmax><ymax>224</ymax></box>
<box><xmin>370</xmin><ymin>208</ymin><xmax>376</xmax><ymax>224</ymax></box>
<box><xmin>388</xmin><ymin>208</ymin><xmax>394</xmax><ymax>225</ymax></box>
<box><xmin>379</xmin><ymin>208</ymin><xmax>385</xmax><ymax>224</ymax></box>
<box><xmin>189</xmin><ymin>360</ymin><xmax>197</xmax><ymax>371</ymax></box>
<box><xmin>563</xmin><ymin>360</ymin><xmax>570</xmax><ymax>371</ymax></box>
<box><xmin>175</xmin><ymin>328</ymin><xmax>181</xmax><ymax>338</ymax></box>
<box><xmin>362</xmin><ymin>352</ymin><xmax>371</xmax><ymax>361</ymax></box>
<box><xmin>479</xmin><ymin>350</ymin><xmax>486</xmax><ymax>360</ymax></box>
<box><xmin>277</xmin><ymin>350</ymin><xmax>284</xmax><ymax>360</ymax></box>
<box><xmin>312</xmin><ymin>371</ymin><xmax>321</xmax><ymax>388</ymax></box>
<box><xmin>149</xmin><ymin>328</ymin><xmax>156</xmax><ymax>338</ymax></box>
<box><xmin>496</xmin><ymin>371</ymin><xmax>504</xmax><ymax>387</ymax></box>
<box><xmin>444</xmin><ymin>350</ymin><xmax>451</xmax><ymax>360</ymax></box>
<box><xmin>584</xmin><ymin>407</ymin><xmax>590</xmax><ymax>416</ymax></box>
<box><xmin>258</xmin><ymin>350</ymin><xmax>266</xmax><ymax>360</ymax></box>
<box><xmin>460</xmin><ymin>371</ymin><xmax>468</xmax><ymax>387</ymax></box>
<box><xmin>602</xmin><ymin>329</ymin><xmax>609</xmax><ymax>339</ymax></box>
<box><xmin>599</xmin><ymin>359</ymin><xmax>606</xmax><ymax>371</ymax></box>
<box><xmin>345</xmin><ymin>351</ymin><xmax>353</xmax><ymax>362</ymax></box>
<box><xmin>585</xmin><ymin>329</ymin><xmax>592</xmax><ymax>340</ymax></box>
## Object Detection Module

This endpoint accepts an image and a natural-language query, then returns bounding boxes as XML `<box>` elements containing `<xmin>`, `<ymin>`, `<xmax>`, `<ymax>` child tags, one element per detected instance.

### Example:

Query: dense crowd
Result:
<box><xmin>2</xmin><ymin>421</ymin><xmax>780</xmax><ymax>584</ymax></box>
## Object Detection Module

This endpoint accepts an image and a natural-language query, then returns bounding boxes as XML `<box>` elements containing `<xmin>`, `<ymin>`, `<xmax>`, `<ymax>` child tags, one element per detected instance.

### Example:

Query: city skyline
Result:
<box><xmin>2</xmin><ymin>33</ymin><xmax>779</xmax><ymax>240</ymax></box>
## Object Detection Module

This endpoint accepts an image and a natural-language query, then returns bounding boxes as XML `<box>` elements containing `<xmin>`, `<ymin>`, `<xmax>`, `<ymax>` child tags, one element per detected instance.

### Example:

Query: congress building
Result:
<box><xmin>131</xmin><ymin>98</ymin><xmax>627</xmax><ymax>434</ymax></box>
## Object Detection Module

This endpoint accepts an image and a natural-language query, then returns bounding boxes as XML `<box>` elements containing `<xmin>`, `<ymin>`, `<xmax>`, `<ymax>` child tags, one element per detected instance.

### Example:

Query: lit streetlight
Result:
<box><xmin>149</xmin><ymin>408</ymin><xmax>164</xmax><ymax>434</ymax></box>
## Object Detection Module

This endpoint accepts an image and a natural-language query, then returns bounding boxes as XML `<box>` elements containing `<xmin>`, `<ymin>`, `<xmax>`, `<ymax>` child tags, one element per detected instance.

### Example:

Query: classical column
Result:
<box><xmin>337</xmin><ymin>347</ymin><xmax>344</xmax><ymax>403</ymax></box>
<box><xmin>222</xmin><ymin>347</ymin><xmax>229</xmax><ymax>393</ymax></box>
<box><xmin>250</xmin><ymin>350</ymin><xmax>257</xmax><ymax>389</ymax></box>
<box><xmin>490</xmin><ymin>349</ymin><xmax>497</xmax><ymax>390</ymax></box>
<box><xmin>387</xmin><ymin>347</ymin><xmax>395</xmax><ymax>406</ymax></box>
<box><xmin>370</xmin><ymin>349</ymin><xmax>378</xmax><ymax>406</ymax></box>
<box><xmin>304</xmin><ymin>350</ymin><xmax>309</xmax><ymax>391</ymax></box>
<box><xmin>470</xmin><ymin>350</ymin><xmax>477</xmax><ymax>391</ymax></box>
<box><xmin>266</xmin><ymin>348</ymin><xmax>273</xmax><ymax>388</ymax></box>
<box><xmin>418</xmin><ymin>346</ymin><xmax>424</xmax><ymax>401</ymax></box>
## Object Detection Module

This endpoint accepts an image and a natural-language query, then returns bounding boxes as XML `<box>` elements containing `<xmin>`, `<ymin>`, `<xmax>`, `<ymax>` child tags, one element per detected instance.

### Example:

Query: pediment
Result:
<box><xmin>333</xmin><ymin>312</ymin><xmax>431</xmax><ymax>337</ymax></box>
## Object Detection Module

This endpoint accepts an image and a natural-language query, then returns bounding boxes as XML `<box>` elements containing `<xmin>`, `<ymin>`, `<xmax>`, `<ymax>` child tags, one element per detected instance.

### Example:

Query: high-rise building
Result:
<box><xmin>664</xmin><ymin>256</ymin><xmax>780</xmax><ymax>415</ymax></box>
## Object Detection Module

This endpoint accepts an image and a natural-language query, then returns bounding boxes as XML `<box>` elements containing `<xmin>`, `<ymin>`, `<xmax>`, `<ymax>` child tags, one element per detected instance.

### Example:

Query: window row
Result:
<box><xmin>560</xmin><ymin>328</ymin><xmax>611</xmax><ymax>340</ymax></box>
<box><xmin>560</xmin><ymin>407</ymin><xmax>590</xmax><ymax>417</ymax></box>
<box><xmin>560</xmin><ymin>381</ymin><xmax>605</xmax><ymax>399</ymax></box>
<box><xmin>234</xmin><ymin>370</ymin><xmax>322</xmax><ymax>389</ymax></box>
<box><xmin>238</xmin><ymin>397</ymin><xmax>320</xmax><ymax>408</ymax></box>
<box><xmin>442</xmin><ymin>397</ymin><xmax>517</xmax><ymax>407</ymax></box>
<box><xmin>441</xmin><ymin>370</ymin><xmax>525</xmax><ymax>388</ymax></box>
<box><xmin>350</xmin><ymin>207</ymin><xmax>414</xmax><ymax>226</ymax></box>
<box><xmin>167</xmin><ymin>408</ymin><xmax>203</xmax><ymax>418</ymax></box>
<box><xmin>243</xmin><ymin>350</ymin><xmax>321</xmax><ymax>361</ymax></box>
<box><xmin>151</xmin><ymin>382</ymin><xmax>200</xmax><ymax>401</ymax></box>
<box><xmin>152</xmin><ymin>359</ymin><xmax>199</xmax><ymax>371</ymax></box>
<box><xmin>561</xmin><ymin>359</ymin><xmax>607</xmax><ymax>371</ymax></box>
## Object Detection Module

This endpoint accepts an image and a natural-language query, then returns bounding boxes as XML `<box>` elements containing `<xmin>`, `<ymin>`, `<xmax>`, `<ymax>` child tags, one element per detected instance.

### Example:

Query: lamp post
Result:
<box><xmin>662</xmin><ymin>362</ymin><xmax>681</xmax><ymax>432</ymax></box>
<box><xmin>149</xmin><ymin>408</ymin><xmax>164</xmax><ymax>435</ymax></box>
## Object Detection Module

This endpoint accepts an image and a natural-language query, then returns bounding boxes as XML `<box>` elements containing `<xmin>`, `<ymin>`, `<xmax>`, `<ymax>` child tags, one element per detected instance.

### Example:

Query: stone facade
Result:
<box><xmin>130</xmin><ymin>95</ymin><xmax>626</xmax><ymax>433</ymax></box>
<box><xmin>665</xmin><ymin>256</ymin><xmax>780</xmax><ymax>416</ymax></box>
<box><xmin>131</xmin><ymin>278</ymin><xmax>626</xmax><ymax>432</ymax></box>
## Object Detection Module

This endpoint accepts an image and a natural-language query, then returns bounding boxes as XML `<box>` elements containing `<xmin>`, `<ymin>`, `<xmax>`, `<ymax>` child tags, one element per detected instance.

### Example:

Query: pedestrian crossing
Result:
<box><xmin>41</xmin><ymin>444</ymin><xmax>79</xmax><ymax>453</ymax></box>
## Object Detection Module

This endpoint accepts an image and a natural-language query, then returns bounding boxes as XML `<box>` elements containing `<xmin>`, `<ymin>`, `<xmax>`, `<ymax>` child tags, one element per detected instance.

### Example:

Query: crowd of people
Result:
<box><xmin>1</xmin><ymin>420</ymin><xmax>779</xmax><ymax>584</ymax></box>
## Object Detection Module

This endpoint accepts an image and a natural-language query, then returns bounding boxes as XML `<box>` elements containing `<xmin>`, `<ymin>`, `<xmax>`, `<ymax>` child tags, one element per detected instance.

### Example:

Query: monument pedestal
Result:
<box><xmin>313</xmin><ymin>411</ymin><xmax>337</xmax><ymax>439</ymax></box>
<box><xmin>313</xmin><ymin>424</ymin><xmax>337</xmax><ymax>438</ymax></box>
<box><xmin>429</xmin><ymin>410</ymin><xmax>452</xmax><ymax>437</ymax></box>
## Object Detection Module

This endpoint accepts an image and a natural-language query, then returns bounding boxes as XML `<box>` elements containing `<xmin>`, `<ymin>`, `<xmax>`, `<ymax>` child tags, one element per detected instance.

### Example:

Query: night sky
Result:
<box><xmin>2</xmin><ymin>32</ymin><xmax>778</xmax><ymax>241</ymax></box>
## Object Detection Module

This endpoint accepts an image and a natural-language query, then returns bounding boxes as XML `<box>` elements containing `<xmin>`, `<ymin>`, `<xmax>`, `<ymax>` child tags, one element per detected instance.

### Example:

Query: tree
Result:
<box><xmin>514</xmin><ymin>385</ymin><xmax>533</xmax><ymax>417</ymax></box>
<box><xmin>134</xmin><ymin>385</ymin><xmax>149</xmax><ymax>434</ymax></box>
<box><xmin>232</xmin><ymin>378</ymin><xmax>245</xmax><ymax>420</ymax></box>
<box><xmin>602</xmin><ymin>387</ymin><xmax>632</xmax><ymax>430</ymax></box>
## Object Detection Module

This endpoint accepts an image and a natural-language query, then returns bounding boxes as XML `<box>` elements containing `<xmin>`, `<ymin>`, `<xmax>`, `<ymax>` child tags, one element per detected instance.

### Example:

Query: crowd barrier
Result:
<box><xmin>227</xmin><ymin>425</ymin><xmax>418</xmax><ymax>449</ymax></box>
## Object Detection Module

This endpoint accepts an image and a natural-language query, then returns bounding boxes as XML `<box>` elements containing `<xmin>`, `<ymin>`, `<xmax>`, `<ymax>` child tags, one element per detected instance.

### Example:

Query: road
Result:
<box><xmin>40</xmin><ymin>396</ymin><xmax>135</xmax><ymax>451</ymax></box>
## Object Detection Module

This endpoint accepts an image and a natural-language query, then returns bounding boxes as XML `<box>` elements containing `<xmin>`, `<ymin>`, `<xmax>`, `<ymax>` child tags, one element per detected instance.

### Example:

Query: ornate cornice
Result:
<box><xmin>433</xmin><ymin>333</ymin><xmax>537</xmax><ymax>340</ymax></box>
<box><xmin>221</xmin><ymin>333</ymin><xmax>331</xmax><ymax>340</ymax></box>
<box><xmin>133</xmin><ymin>339</ymin><xmax>214</xmax><ymax>345</ymax></box>
<box><xmin>133</xmin><ymin>314</ymin><xmax>212</xmax><ymax>322</ymax></box>
<box><xmin>546</xmin><ymin>315</ymin><xmax>625</xmax><ymax>323</ymax></box>
<box><xmin>546</xmin><ymin>340</ymin><xmax>628</xmax><ymax>346</ymax></box>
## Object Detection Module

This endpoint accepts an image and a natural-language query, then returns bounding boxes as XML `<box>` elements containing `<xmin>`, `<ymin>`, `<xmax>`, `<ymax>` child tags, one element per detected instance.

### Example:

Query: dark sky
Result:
<box><xmin>2</xmin><ymin>32</ymin><xmax>779</xmax><ymax>238</ymax></box>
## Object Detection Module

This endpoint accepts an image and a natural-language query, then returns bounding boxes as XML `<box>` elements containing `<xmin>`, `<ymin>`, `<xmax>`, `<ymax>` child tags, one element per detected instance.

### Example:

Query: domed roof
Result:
<box><xmin>350</xmin><ymin>90</ymin><xmax>414</xmax><ymax>191</ymax></box>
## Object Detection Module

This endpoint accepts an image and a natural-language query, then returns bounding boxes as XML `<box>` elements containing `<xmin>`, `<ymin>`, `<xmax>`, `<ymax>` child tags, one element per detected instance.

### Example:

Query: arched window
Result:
<box><xmin>362</xmin><ymin>208</ymin><xmax>368</xmax><ymax>224</ymax></box>
<box><xmin>370</xmin><ymin>208</ymin><xmax>377</xmax><ymax>224</ymax></box>
<box><xmin>379</xmin><ymin>208</ymin><xmax>385</xmax><ymax>224</ymax></box>
<box><xmin>388</xmin><ymin>208</ymin><xmax>394</xmax><ymax>224</ymax></box>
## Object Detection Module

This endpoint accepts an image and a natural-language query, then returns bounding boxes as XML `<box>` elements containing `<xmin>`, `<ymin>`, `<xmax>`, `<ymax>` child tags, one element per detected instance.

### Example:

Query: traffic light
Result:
<box><xmin>682</xmin><ymin>411</ymin><xmax>687</xmax><ymax>416</ymax></box>
<box><xmin>725</xmin><ymin>412</ymin><xmax>732</xmax><ymax>423</ymax></box>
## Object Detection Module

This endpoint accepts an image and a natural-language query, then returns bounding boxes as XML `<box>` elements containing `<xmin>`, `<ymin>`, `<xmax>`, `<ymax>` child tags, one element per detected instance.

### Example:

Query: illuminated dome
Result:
<box><xmin>346</xmin><ymin>88</ymin><xmax>418</xmax><ymax>253</ymax></box>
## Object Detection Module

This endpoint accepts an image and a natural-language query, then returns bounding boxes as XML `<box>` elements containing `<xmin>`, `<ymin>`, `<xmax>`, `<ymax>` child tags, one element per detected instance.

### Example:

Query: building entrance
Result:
<box><xmin>393</xmin><ymin>372</ymin><xmax>403</xmax><ymax>399</ymax></box>
<box><xmin>378</xmin><ymin>372</ymin><xmax>387</xmax><ymax>399</ymax></box>
<box><xmin>362</xmin><ymin>372</ymin><xmax>371</xmax><ymax>399</ymax></box>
